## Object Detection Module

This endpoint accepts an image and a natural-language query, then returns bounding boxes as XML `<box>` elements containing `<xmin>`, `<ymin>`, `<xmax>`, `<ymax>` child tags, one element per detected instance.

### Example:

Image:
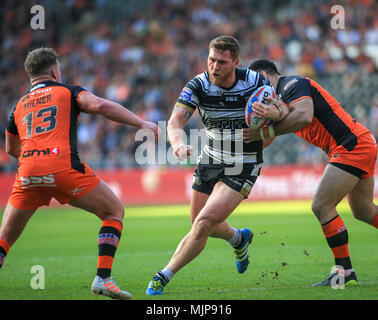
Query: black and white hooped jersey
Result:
<box><xmin>176</xmin><ymin>68</ymin><xmax>272</xmax><ymax>165</ymax></box>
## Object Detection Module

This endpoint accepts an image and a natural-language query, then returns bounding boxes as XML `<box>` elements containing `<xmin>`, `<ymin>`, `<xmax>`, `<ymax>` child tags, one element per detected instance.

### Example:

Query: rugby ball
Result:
<box><xmin>245</xmin><ymin>85</ymin><xmax>276</xmax><ymax>129</ymax></box>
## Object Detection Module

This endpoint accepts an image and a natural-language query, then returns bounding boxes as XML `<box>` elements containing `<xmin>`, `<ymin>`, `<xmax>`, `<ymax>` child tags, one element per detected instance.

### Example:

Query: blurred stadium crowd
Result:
<box><xmin>1</xmin><ymin>0</ymin><xmax>377</xmax><ymax>171</ymax></box>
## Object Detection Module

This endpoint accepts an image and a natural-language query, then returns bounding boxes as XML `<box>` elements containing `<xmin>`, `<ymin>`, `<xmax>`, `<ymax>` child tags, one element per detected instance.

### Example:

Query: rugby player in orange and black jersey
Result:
<box><xmin>274</xmin><ymin>75</ymin><xmax>371</xmax><ymax>156</ymax></box>
<box><xmin>6</xmin><ymin>81</ymin><xmax>87</xmax><ymax>176</ymax></box>
<box><xmin>1</xmin><ymin>47</ymin><xmax>159</xmax><ymax>300</ymax></box>
<box><xmin>247</xmin><ymin>59</ymin><xmax>378</xmax><ymax>287</ymax></box>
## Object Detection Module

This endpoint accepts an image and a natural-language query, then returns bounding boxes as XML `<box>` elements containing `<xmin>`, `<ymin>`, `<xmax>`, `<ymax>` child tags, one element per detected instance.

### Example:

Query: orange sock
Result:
<box><xmin>321</xmin><ymin>215</ymin><xmax>352</xmax><ymax>270</ymax></box>
<box><xmin>97</xmin><ymin>220</ymin><xmax>123</xmax><ymax>279</ymax></box>
<box><xmin>0</xmin><ymin>238</ymin><xmax>10</xmax><ymax>268</ymax></box>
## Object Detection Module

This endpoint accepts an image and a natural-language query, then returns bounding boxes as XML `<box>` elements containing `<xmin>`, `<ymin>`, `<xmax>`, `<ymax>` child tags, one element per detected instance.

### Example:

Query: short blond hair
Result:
<box><xmin>209</xmin><ymin>36</ymin><xmax>240</xmax><ymax>60</ymax></box>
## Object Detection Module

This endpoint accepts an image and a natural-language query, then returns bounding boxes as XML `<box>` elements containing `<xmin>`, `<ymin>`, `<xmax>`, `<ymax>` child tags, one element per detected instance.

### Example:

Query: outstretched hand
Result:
<box><xmin>141</xmin><ymin>121</ymin><xmax>160</xmax><ymax>142</ymax></box>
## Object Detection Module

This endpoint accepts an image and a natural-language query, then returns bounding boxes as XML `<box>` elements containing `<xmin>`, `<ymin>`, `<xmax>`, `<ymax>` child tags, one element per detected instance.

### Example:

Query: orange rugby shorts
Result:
<box><xmin>329</xmin><ymin>132</ymin><xmax>377</xmax><ymax>179</ymax></box>
<box><xmin>9</xmin><ymin>163</ymin><xmax>100</xmax><ymax>210</ymax></box>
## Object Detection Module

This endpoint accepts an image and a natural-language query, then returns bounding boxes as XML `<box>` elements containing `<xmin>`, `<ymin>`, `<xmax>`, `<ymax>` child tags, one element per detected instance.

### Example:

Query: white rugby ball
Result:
<box><xmin>245</xmin><ymin>85</ymin><xmax>276</xmax><ymax>129</ymax></box>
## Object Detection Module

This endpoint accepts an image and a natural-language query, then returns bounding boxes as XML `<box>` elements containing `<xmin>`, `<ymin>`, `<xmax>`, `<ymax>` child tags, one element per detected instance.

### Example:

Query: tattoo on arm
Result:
<box><xmin>172</xmin><ymin>106</ymin><xmax>193</xmax><ymax>121</ymax></box>
<box><xmin>183</xmin><ymin>110</ymin><xmax>192</xmax><ymax>120</ymax></box>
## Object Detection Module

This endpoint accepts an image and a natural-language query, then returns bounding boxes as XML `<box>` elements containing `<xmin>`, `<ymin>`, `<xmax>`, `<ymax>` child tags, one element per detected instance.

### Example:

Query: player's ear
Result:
<box><xmin>50</xmin><ymin>63</ymin><xmax>61</xmax><ymax>82</ymax></box>
<box><xmin>234</xmin><ymin>57</ymin><xmax>240</xmax><ymax>67</ymax></box>
<box><xmin>50</xmin><ymin>66</ymin><xmax>56</xmax><ymax>79</ymax></box>
<box><xmin>260</xmin><ymin>70</ymin><xmax>268</xmax><ymax>78</ymax></box>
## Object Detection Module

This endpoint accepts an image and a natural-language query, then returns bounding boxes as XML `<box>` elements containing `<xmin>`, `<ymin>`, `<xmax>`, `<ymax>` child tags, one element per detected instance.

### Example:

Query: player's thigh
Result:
<box><xmin>8</xmin><ymin>173</ymin><xmax>54</xmax><ymax>209</ymax></box>
<box><xmin>0</xmin><ymin>203</ymin><xmax>36</xmax><ymax>246</ymax></box>
<box><xmin>69</xmin><ymin>180</ymin><xmax>124</xmax><ymax>221</ymax></box>
<box><xmin>313</xmin><ymin>164</ymin><xmax>359</xmax><ymax>213</ymax></box>
<box><xmin>190</xmin><ymin>189</ymin><xmax>210</xmax><ymax>224</ymax></box>
<box><xmin>196</xmin><ymin>181</ymin><xmax>244</xmax><ymax>225</ymax></box>
<box><xmin>347</xmin><ymin>176</ymin><xmax>376</xmax><ymax>222</ymax></box>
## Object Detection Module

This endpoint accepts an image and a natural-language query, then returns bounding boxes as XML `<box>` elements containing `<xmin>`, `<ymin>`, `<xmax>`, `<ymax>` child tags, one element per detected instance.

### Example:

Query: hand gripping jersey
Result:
<box><xmin>176</xmin><ymin>68</ymin><xmax>272</xmax><ymax>165</ymax></box>
<box><xmin>6</xmin><ymin>81</ymin><xmax>87</xmax><ymax>176</ymax></box>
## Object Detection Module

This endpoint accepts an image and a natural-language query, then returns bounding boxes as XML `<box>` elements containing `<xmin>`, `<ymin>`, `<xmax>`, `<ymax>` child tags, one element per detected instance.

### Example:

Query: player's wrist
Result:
<box><xmin>139</xmin><ymin>119</ymin><xmax>150</xmax><ymax>129</ymax></box>
<box><xmin>259</xmin><ymin>126</ymin><xmax>275</xmax><ymax>140</ymax></box>
<box><xmin>277</xmin><ymin>101</ymin><xmax>290</xmax><ymax>120</ymax></box>
<box><xmin>270</xmin><ymin>101</ymin><xmax>283</xmax><ymax>121</ymax></box>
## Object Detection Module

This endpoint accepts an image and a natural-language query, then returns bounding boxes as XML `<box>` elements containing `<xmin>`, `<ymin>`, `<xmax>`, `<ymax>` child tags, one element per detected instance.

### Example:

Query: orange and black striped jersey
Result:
<box><xmin>6</xmin><ymin>81</ymin><xmax>87</xmax><ymax>176</ymax></box>
<box><xmin>276</xmin><ymin>76</ymin><xmax>371</xmax><ymax>155</ymax></box>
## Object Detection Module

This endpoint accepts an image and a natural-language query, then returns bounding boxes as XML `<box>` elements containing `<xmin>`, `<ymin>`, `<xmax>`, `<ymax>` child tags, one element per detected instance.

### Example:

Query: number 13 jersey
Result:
<box><xmin>6</xmin><ymin>81</ymin><xmax>87</xmax><ymax>176</ymax></box>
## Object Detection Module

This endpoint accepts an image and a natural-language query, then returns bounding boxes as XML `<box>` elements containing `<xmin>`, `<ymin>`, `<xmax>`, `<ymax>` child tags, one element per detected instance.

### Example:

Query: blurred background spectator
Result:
<box><xmin>1</xmin><ymin>0</ymin><xmax>377</xmax><ymax>171</ymax></box>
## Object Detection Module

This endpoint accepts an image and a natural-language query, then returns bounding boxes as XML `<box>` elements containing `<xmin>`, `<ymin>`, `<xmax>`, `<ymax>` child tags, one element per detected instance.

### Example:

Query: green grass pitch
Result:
<box><xmin>0</xmin><ymin>200</ymin><xmax>377</xmax><ymax>300</ymax></box>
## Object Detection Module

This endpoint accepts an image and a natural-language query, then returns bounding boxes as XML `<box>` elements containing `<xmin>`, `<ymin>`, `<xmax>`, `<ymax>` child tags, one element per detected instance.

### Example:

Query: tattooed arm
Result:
<box><xmin>167</xmin><ymin>104</ymin><xmax>194</xmax><ymax>160</ymax></box>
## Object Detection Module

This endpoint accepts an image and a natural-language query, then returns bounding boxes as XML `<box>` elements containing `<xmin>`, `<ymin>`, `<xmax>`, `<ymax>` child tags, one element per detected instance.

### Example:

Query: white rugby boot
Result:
<box><xmin>91</xmin><ymin>275</ymin><xmax>133</xmax><ymax>300</ymax></box>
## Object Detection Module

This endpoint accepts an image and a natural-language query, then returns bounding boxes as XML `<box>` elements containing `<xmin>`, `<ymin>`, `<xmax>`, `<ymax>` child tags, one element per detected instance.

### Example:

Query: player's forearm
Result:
<box><xmin>97</xmin><ymin>99</ymin><xmax>144</xmax><ymax>129</ymax></box>
<box><xmin>6</xmin><ymin>149</ymin><xmax>20</xmax><ymax>159</ymax></box>
<box><xmin>273</xmin><ymin>108</ymin><xmax>312</xmax><ymax>136</ymax></box>
<box><xmin>167</xmin><ymin>118</ymin><xmax>187</xmax><ymax>150</ymax></box>
<box><xmin>5</xmin><ymin>135</ymin><xmax>21</xmax><ymax>159</ymax></box>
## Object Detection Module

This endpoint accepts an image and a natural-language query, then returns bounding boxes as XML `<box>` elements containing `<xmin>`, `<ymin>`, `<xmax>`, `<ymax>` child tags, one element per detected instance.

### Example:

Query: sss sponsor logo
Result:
<box><xmin>22</xmin><ymin>147</ymin><xmax>59</xmax><ymax>158</ymax></box>
<box><xmin>21</xmin><ymin>174</ymin><xmax>55</xmax><ymax>187</ymax></box>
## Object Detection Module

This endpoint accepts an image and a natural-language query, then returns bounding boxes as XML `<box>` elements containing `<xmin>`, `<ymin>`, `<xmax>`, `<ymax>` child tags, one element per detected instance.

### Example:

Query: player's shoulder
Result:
<box><xmin>236</xmin><ymin>67</ymin><xmax>265</xmax><ymax>85</ymax></box>
<box><xmin>240</xmin><ymin>67</ymin><xmax>257</xmax><ymax>82</ymax></box>
<box><xmin>237</xmin><ymin>68</ymin><xmax>272</xmax><ymax>94</ymax></box>
<box><xmin>189</xmin><ymin>71</ymin><xmax>210</xmax><ymax>90</ymax></box>
<box><xmin>52</xmin><ymin>81</ymin><xmax>88</xmax><ymax>96</ymax></box>
<box><xmin>49</xmin><ymin>82</ymin><xmax>89</xmax><ymax>103</ymax></box>
<box><xmin>277</xmin><ymin>75</ymin><xmax>312</xmax><ymax>106</ymax></box>
<box><xmin>279</xmin><ymin>75</ymin><xmax>309</xmax><ymax>91</ymax></box>
<box><xmin>22</xmin><ymin>81</ymin><xmax>82</xmax><ymax>98</ymax></box>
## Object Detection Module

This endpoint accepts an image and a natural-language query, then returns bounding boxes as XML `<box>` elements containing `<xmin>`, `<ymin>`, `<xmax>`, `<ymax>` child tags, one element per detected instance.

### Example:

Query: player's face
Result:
<box><xmin>260</xmin><ymin>71</ymin><xmax>272</xmax><ymax>86</ymax></box>
<box><xmin>207</xmin><ymin>48</ymin><xmax>239</xmax><ymax>88</ymax></box>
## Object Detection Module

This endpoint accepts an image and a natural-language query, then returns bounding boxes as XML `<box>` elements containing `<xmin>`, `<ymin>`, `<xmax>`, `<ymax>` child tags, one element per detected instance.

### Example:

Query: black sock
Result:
<box><xmin>97</xmin><ymin>220</ymin><xmax>122</xmax><ymax>279</ymax></box>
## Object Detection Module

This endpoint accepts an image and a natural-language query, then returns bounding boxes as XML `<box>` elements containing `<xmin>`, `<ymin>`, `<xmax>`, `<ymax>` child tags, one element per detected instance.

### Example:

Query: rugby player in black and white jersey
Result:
<box><xmin>146</xmin><ymin>36</ymin><xmax>275</xmax><ymax>295</ymax></box>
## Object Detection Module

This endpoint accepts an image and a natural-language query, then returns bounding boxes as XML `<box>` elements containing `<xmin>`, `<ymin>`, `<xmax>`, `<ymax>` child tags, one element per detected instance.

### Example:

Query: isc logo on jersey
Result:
<box><xmin>245</xmin><ymin>85</ymin><xmax>276</xmax><ymax>129</ymax></box>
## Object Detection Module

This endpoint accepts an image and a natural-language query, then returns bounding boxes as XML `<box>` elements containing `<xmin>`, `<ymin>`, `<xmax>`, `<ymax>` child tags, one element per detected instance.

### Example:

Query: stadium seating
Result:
<box><xmin>1</xmin><ymin>0</ymin><xmax>377</xmax><ymax>171</ymax></box>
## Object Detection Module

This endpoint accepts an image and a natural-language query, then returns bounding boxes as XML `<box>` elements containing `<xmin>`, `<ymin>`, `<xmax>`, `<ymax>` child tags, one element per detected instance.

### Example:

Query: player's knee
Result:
<box><xmin>351</xmin><ymin>204</ymin><xmax>376</xmax><ymax>223</ymax></box>
<box><xmin>311</xmin><ymin>200</ymin><xmax>329</xmax><ymax>220</ymax></box>
<box><xmin>311</xmin><ymin>200</ymin><xmax>322</xmax><ymax>216</ymax></box>
<box><xmin>114</xmin><ymin>203</ymin><xmax>125</xmax><ymax>221</ymax></box>
<box><xmin>102</xmin><ymin>201</ymin><xmax>124</xmax><ymax>221</ymax></box>
<box><xmin>353</xmin><ymin>213</ymin><xmax>370</xmax><ymax>223</ymax></box>
<box><xmin>192</xmin><ymin>216</ymin><xmax>216</xmax><ymax>240</ymax></box>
